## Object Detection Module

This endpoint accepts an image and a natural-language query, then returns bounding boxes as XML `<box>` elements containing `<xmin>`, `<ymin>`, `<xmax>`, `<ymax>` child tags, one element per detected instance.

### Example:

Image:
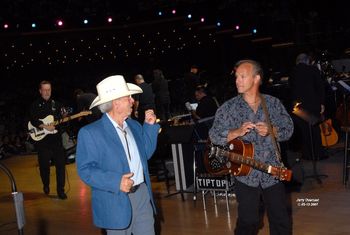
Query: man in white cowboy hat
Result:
<box><xmin>76</xmin><ymin>75</ymin><xmax>160</xmax><ymax>235</ymax></box>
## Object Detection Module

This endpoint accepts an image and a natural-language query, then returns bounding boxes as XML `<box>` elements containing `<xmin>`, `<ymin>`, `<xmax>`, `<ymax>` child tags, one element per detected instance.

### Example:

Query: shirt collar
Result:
<box><xmin>106</xmin><ymin>113</ymin><xmax>129</xmax><ymax>131</ymax></box>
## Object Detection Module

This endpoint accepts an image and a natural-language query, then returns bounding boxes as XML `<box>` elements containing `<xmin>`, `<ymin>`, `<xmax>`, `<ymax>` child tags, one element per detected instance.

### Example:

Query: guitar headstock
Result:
<box><xmin>270</xmin><ymin>167</ymin><xmax>292</xmax><ymax>181</ymax></box>
<box><xmin>209</xmin><ymin>145</ymin><xmax>228</xmax><ymax>157</ymax></box>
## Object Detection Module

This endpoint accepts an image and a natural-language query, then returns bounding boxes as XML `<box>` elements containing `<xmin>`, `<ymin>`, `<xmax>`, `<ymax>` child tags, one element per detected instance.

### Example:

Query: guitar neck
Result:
<box><xmin>224</xmin><ymin>152</ymin><xmax>270</xmax><ymax>173</ymax></box>
<box><xmin>213</xmin><ymin>142</ymin><xmax>292</xmax><ymax>181</ymax></box>
<box><xmin>53</xmin><ymin>113</ymin><xmax>82</xmax><ymax>126</ymax></box>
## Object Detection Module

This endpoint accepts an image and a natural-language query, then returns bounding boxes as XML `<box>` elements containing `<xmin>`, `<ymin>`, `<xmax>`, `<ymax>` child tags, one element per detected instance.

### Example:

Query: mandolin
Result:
<box><xmin>204</xmin><ymin>139</ymin><xmax>292</xmax><ymax>182</ymax></box>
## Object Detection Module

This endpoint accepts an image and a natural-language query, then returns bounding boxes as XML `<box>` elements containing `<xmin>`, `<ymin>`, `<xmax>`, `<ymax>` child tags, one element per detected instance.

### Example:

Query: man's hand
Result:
<box><xmin>40</xmin><ymin>124</ymin><xmax>56</xmax><ymax>132</ymax></box>
<box><xmin>227</xmin><ymin>121</ymin><xmax>255</xmax><ymax>141</ymax></box>
<box><xmin>144</xmin><ymin>109</ymin><xmax>157</xmax><ymax>124</ymax></box>
<box><xmin>255</xmin><ymin>122</ymin><xmax>269</xmax><ymax>136</ymax></box>
<box><xmin>120</xmin><ymin>172</ymin><xmax>134</xmax><ymax>193</ymax></box>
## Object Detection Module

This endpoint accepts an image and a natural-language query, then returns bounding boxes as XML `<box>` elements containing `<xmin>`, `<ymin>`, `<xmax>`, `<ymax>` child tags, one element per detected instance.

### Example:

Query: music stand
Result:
<box><xmin>337</xmin><ymin>80</ymin><xmax>350</xmax><ymax>185</ymax></box>
<box><xmin>164</xmin><ymin>125</ymin><xmax>195</xmax><ymax>201</ymax></box>
<box><xmin>192</xmin><ymin>116</ymin><xmax>214</xmax><ymax>201</ymax></box>
<box><xmin>293</xmin><ymin>106</ymin><xmax>328</xmax><ymax>184</ymax></box>
<box><xmin>337</xmin><ymin>80</ymin><xmax>350</xmax><ymax>125</ymax></box>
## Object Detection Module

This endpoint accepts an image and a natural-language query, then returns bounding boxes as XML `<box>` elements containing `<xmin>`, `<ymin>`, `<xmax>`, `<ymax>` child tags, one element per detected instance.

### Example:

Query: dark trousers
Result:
<box><xmin>36</xmin><ymin>140</ymin><xmax>66</xmax><ymax>193</ymax></box>
<box><xmin>234</xmin><ymin>181</ymin><xmax>291</xmax><ymax>235</ymax></box>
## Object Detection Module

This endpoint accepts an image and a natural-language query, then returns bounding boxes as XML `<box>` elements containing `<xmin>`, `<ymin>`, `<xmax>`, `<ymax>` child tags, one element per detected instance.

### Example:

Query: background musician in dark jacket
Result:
<box><xmin>152</xmin><ymin>69</ymin><xmax>171</xmax><ymax>121</ymax></box>
<box><xmin>134</xmin><ymin>74</ymin><xmax>156</xmax><ymax>123</ymax></box>
<box><xmin>289</xmin><ymin>53</ymin><xmax>327</xmax><ymax>160</ymax></box>
<box><xmin>74</xmin><ymin>88</ymin><xmax>102</xmax><ymax>123</ymax></box>
<box><xmin>29</xmin><ymin>80</ymin><xmax>67</xmax><ymax>199</ymax></box>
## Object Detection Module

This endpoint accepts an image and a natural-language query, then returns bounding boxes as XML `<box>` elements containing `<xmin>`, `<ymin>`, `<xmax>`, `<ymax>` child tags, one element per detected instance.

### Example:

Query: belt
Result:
<box><xmin>129</xmin><ymin>183</ymin><xmax>143</xmax><ymax>193</ymax></box>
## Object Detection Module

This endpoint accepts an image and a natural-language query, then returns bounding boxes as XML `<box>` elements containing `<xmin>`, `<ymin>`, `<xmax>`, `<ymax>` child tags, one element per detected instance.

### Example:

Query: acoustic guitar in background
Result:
<box><xmin>319</xmin><ymin>118</ymin><xmax>338</xmax><ymax>147</ymax></box>
<box><xmin>293</xmin><ymin>102</ymin><xmax>338</xmax><ymax>147</ymax></box>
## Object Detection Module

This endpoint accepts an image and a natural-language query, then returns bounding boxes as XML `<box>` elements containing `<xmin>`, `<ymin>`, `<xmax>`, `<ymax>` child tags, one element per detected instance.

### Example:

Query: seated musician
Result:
<box><xmin>209</xmin><ymin>60</ymin><xmax>294</xmax><ymax>234</ymax></box>
<box><xmin>184</xmin><ymin>85</ymin><xmax>219</xmax><ymax>174</ymax></box>
<box><xmin>186</xmin><ymin>85</ymin><xmax>218</xmax><ymax>121</ymax></box>
<box><xmin>185</xmin><ymin>85</ymin><xmax>219</xmax><ymax>142</ymax></box>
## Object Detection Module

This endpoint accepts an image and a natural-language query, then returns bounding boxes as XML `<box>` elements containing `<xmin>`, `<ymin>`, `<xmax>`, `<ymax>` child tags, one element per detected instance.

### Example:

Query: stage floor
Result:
<box><xmin>1</xmin><ymin>146</ymin><xmax>350</xmax><ymax>235</ymax></box>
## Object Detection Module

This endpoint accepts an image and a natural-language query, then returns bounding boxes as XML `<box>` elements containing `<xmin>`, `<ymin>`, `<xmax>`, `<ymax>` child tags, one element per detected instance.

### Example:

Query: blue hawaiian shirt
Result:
<box><xmin>209</xmin><ymin>94</ymin><xmax>294</xmax><ymax>188</ymax></box>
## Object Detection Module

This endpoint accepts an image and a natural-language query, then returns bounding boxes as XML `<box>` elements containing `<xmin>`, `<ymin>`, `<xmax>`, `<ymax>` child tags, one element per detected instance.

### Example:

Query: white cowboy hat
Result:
<box><xmin>89</xmin><ymin>75</ymin><xmax>142</xmax><ymax>109</ymax></box>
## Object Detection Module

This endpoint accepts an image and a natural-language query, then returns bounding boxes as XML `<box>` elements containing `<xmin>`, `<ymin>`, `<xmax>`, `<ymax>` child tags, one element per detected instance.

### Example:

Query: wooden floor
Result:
<box><xmin>1</xmin><ymin>145</ymin><xmax>350</xmax><ymax>235</ymax></box>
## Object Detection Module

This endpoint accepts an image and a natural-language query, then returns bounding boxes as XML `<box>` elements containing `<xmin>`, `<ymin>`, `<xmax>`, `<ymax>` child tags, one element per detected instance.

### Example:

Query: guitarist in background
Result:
<box><xmin>29</xmin><ymin>80</ymin><xmax>67</xmax><ymax>200</ymax></box>
<box><xmin>289</xmin><ymin>53</ymin><xmax>328</xmax><ymax>160</ymax></box>
<box><xmin>209</xmin><ymin>60</ymin><xmax>294</xmax><ymax>235</ymax></box>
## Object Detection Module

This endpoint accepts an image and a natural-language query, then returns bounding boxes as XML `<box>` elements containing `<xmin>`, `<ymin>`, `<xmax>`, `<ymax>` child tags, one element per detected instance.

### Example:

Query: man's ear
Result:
<box><xmin>254</xmin><ymin>74</ymin><xmax>262</xmax><ymax>85</ymax></box>
<box><xmin>112</xmin><ymin>99</ymin><xmax>118</xmax><ymax>108</ymax></box>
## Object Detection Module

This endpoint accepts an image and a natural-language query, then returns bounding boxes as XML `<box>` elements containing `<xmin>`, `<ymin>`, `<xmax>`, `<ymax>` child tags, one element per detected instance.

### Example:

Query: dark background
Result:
<box><xmin>0</xmin><ymin>0</ymin><xmax>349</xmax><ymax>134</ymax></box>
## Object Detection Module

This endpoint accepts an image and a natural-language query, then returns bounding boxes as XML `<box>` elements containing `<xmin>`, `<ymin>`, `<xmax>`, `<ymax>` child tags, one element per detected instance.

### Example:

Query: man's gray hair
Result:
<box><xmin>98</xmin><ymin>101</ymin><xmax>113</xmax><ymax>113</ymax></box>
<box><xmin>235</xmin><ymin>59</ymin><xmax>264</xmax><ymax>80</ymax></box>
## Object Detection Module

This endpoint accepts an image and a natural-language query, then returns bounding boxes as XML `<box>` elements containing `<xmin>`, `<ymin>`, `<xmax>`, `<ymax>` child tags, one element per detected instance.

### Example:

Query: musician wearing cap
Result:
<box><xmin>76</xmin><ymin>75</ymin><xmax>160</xmax><ymax>235</ymax></box>
<box><xmin>209</xmin><ymin>60</ymin><xmax>294</xmax><ymax>234</ymax></box>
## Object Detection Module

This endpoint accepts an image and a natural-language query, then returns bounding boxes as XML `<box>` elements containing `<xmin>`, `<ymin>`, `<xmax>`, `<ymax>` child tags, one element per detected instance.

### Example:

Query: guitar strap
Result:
<box><xmin>260</xmin><ymin>94</ymin><xmax>284</xmax><ymax>166</ymax></box>
<box><xmin>51</xmin><ymin>99</ymin><xmax>56</xmax><ymax>112</ymax></box>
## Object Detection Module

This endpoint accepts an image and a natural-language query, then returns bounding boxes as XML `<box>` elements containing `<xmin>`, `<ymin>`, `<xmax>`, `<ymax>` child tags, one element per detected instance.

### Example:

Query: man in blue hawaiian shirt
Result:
<box><xmin>209</xmin><ymin>60</ymin><xmax>294</xmax><ymax>235</ymax></box>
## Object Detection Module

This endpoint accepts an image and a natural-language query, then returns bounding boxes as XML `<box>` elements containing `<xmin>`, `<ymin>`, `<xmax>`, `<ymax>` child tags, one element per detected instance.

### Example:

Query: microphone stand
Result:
<box><xmin>0</xmin><ymin>162</ymin><xmax>25</xmax><ymax>235</ymax></box>
<box><xmin>303</xmin><ymin>122</ymin><xmax>328</xmax><ymax>184</ymax></box>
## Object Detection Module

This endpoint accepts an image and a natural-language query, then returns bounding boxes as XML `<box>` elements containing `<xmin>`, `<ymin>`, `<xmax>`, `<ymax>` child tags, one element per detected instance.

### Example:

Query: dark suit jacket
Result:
<box><xmin>289</xmin><ymin>63</ymin><xmax>325</xmax><ymax>118</ymax></box>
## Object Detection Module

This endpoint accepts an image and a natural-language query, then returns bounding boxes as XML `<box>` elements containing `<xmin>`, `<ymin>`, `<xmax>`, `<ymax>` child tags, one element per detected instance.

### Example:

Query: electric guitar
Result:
<box><xmin>204</xmin><ymin>139</ymin><xmax>292</xmax><ymax>182</ymax></box>
<box><xmin>28</xmin><ymin>111</ymin><xmax>92</xmax><ymax>141</ymax></box>
<box><xmin>319</xmin><ymin>118</ymin><xmax>338</xmax><ymax>147</ymax></box>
